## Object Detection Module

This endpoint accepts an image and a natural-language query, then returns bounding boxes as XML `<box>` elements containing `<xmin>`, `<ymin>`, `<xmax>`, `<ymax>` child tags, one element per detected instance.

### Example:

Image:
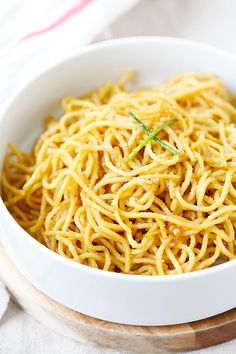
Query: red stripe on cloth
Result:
<box><xmin>22</xmin><ymin>0</ymin><xmax>94</xmax><ymax>41</ymax></box>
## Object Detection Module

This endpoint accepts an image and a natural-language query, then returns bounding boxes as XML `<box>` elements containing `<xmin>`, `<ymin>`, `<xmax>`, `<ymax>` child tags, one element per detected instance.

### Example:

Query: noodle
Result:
<box><xmin>2</xmin><ymin>72</ymin><xmax>236</xmax><ymax>275</ymax></box>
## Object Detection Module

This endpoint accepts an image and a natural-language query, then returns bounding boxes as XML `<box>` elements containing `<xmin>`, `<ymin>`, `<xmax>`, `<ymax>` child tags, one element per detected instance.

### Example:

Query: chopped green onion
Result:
<box><xmin>125</xmin><ymin>112</ymin><xmax>178</xmax><ymax>162</ymax></box>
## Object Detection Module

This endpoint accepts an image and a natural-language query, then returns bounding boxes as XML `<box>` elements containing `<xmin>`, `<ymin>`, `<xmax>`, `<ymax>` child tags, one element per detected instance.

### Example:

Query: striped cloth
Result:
<box><xmin>0</xmin><ymin>0</ymin><xmax>138</xmax><ymax>109</ymax></box>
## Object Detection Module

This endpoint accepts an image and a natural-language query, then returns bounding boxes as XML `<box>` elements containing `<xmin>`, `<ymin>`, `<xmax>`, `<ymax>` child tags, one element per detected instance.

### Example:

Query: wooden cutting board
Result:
<box><xmin>0</xmin><ymin>243</ymin><xmax>236</xmax><ymax>354</ymax></box>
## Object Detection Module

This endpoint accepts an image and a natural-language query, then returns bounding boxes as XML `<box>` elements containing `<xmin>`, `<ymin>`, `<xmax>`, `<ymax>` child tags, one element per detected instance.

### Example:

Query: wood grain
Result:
<box><xmin>0</xmin><ymin>243</ymin><xmax>235</xmax><ymax>353</ymax></box>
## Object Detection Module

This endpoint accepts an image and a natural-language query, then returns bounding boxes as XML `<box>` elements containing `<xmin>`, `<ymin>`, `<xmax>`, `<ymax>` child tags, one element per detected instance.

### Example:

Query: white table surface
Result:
<box><xmin>1</xmin><ymin>0</ymin><xmax>236</xmax><ymax>353</ymax></box>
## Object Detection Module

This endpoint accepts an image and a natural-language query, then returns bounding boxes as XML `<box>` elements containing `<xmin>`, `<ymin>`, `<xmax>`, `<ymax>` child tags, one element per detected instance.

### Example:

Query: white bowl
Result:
<box><xmin>1</xmin><ymin>37</ymin><xmax>236</xmax><ymax>326</ymax></box>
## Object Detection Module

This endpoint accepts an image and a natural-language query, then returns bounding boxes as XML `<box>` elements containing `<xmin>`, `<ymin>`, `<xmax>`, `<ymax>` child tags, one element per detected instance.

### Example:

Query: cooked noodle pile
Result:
<box><xmin>2</xmin><ymin>72</ymin><xmax>236</xmax><ymax>275</ymax></box>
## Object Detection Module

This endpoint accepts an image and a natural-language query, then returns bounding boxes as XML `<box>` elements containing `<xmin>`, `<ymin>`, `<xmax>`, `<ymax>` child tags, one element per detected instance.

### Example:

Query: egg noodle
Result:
<box><xmin>2</xmin><ymin>72</ymin><xmax>236</xmax><ymax>275</ymax></box>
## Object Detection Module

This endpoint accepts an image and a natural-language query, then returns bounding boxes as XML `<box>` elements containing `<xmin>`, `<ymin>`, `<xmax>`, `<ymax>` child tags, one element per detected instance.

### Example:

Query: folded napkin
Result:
<box><xmin>0</xmin><ymin>0</ymin><xmax>138</xmax><ymax>109</ymax></box>
<box><xmin>0</xmin><ymin>0</ymin><xmax>139</xmax><ymax>321</ymax></box>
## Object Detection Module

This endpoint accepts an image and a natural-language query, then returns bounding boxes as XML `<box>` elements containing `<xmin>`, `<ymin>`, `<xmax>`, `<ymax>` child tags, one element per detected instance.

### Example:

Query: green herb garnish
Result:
<box><xmin>125</xmin><ymin>112</ymin><xmax>178</xmax><ymax>162</ymax></box>
<box><xmin>128</xmin><ymin>112</ymin><xmax>178</xmax><ymax>155</ymax></box>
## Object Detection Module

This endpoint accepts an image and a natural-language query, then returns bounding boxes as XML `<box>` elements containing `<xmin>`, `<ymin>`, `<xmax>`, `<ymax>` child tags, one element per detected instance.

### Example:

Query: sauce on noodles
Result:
<box><xmin>2</xmin><ymin>72</ymin><xmax>236</xmax><ymax>275</ymax></box>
